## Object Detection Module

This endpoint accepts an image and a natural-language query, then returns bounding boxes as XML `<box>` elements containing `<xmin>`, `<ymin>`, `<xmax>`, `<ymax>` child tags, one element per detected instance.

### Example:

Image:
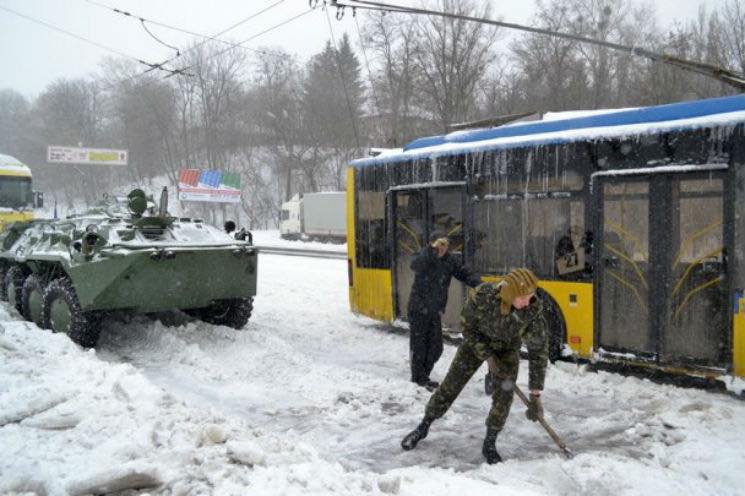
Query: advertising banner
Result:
<box><xmin>47</xmin><ymin>146</ymin><xmax>128</xmax><ymax>166</ymax></box>
<box><xmin>178</xmin><ymin>169</ymin><xmax>241</xmax><ymax>203</ymax></box>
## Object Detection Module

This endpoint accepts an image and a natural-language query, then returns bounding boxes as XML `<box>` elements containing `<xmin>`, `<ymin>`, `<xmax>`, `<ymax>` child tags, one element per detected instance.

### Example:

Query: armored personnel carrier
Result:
<box><xmin>0</xmin><ymin>188</ymin><xmax>257</xmax><ymax>347</ymax></box>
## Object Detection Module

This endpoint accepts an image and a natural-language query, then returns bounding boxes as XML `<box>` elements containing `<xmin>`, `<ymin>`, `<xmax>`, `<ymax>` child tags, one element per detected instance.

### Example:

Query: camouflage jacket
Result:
<box><xmin>460</xmin><ymin>282</ymin><xmax>549</xmax><ymax>390</ymax></box>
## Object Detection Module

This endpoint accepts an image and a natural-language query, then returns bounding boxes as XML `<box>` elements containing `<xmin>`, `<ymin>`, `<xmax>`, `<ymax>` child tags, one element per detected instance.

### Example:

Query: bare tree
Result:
<box><xmin>253</xmin><ymin>49</ymin><xmax>309</xmax><ymax>202</ymax></box>
<box><xmin>510</xmin><ymin>1</ymin><xmax>587</xmax><ymax>111</ymax></box>
<box><xmin>363</xmin><ymin>11</ymin><xmax>423</xmax><ymax>146</ymax></box>
<box><xmin>32</xmin><ymin>78</ymin><xmax>108</xmax><ymax>204</ymax></box>
<box><xmin>479</xmin><ymin>60</ymin><xmax>528</xmax><ymax>117</ymax></box>
<box><xmin>188</xmin><ymin>44</ymin><xmax>247</xmax><ymax>171</ymax></box>
<box><xmin>719</xmin><ymin>0</ymin><xmax>745</xmax><ymax>74</ymax></box>
<box><xmin>413</xmin><ymin>0</ymin><xmax>500</xmax><ymax>131</ymax></box>
<box><xmin>0</xmin><ymin>89</ymin><xmax>30</xmax><ymax>157</ymax></box>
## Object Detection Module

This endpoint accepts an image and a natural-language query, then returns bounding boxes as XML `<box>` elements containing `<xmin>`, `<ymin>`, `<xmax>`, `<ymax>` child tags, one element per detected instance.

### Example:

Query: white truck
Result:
<box><xmin>279</xmin><ymin>192</ymin><xmax>346</xmax><ymax>243</ymax></box>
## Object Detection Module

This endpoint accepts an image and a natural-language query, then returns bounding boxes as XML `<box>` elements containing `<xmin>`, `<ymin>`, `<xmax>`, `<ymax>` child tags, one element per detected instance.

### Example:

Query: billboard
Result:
<box><xmin>47</xmin><ymin>145</ymin><xmax>128</xmax><ymax>166</ymax></box>
<box><xmin>178</xmin><ymin>169</ymin><xmax>241</xmax><ymax>203</ymax></box>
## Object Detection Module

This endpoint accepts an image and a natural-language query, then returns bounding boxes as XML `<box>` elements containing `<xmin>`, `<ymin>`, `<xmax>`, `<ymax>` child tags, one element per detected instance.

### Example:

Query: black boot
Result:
<box><xmin>401</xmin><ymin>418</ymin><xmax>432</xmax><ymax>451</ymax></box>
<box><xmin>416</xmin><ymin>379</ymin><xmax>439</xmax><ymax>392</ymax></box>
<box><xmin>482</xmin><ymin>428</ymin><xmax>502</xmax><ymax>464</ymax></box>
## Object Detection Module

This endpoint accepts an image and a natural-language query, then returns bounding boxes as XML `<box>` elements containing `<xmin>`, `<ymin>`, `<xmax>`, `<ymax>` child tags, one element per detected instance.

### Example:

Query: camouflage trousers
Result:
<box><xmin>424</xmin><ymin>339</ymin><xmax>519</xmax><ymax>431</ymax></box>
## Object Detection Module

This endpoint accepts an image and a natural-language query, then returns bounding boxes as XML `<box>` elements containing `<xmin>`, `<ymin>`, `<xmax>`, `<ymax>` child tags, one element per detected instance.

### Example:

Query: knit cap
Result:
<box><xmin>499</xmin><ymin>268</ymin><xmax>539</xmax><ymax>315</ymax></box>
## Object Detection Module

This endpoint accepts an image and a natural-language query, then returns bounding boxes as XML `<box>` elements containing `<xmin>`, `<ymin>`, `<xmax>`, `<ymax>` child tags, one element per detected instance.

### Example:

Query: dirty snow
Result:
<box><xmin>1</xmin><ymin>253</ymin><xmax>744</xmax><ymax>495</ymax></box>
<box><xmin>252</xmin><ymin>229</ymin><xmax>347</xmax><ymax>252</ymax></box>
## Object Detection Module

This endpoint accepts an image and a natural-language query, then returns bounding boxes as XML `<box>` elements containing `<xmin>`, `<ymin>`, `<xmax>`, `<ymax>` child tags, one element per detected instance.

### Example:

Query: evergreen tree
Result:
<box><xmin>302</xmin><ymin>34</ymin><xmax>364</xmax><ymax>190</ymax></box>
<box><xmin>303</xmin><ymin>34</ymin><xmax>364</xmax><ymax>150</ymax></box>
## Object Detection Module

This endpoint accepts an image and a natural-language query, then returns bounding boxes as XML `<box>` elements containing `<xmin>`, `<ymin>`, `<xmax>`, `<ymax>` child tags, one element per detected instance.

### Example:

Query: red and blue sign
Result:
<box><xmin>178</xmin><ymin>169</ymin><xmax>241</xmax><ymax>203</ymax></box>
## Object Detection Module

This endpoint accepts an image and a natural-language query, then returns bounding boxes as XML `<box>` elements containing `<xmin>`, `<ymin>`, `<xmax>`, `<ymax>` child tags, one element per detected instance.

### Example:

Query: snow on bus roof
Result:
<box><xmin>0</xmin><ymin>153</ymin><xmax>32</xmax><ymax>174</ymax></box>
<box><xmin>350</xmin><ymin>94</ymin><xmax>745</xmax><ymax>167</ymax></box>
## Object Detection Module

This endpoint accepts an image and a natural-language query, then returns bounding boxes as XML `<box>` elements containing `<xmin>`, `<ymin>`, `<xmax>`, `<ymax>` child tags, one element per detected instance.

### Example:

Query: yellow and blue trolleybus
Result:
<box><xmin>346</xmin><ymin>94</ymin><xmax>745</xmax><ymax>383</ymax></box>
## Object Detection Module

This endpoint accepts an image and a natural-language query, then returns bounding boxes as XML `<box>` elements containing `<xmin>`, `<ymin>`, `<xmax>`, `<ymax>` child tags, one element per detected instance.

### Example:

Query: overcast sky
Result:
<box><xmin>0</xmin><ymin>0</ymin><xmax>717</xmax><ymax>98</ymax></box>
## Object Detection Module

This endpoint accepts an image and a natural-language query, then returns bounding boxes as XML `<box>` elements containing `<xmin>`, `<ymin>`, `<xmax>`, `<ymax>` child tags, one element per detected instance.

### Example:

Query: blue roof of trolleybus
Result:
<box><xmin>351</xmin><ymin>94</ymin><xmax>745</xmax><ymax>167</ymax></box>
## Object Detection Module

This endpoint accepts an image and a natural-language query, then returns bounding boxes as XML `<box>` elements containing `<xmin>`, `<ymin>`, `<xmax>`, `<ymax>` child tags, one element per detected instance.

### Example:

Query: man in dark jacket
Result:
<box><xmin>401</xmin><ymin>268</ymin><xmax>550</xmax><ymax>464</ymax></box>
<box><xmin>407</xmin><ymin>233</ymin><xmax>481</xmax><ymax>391</ymax></box>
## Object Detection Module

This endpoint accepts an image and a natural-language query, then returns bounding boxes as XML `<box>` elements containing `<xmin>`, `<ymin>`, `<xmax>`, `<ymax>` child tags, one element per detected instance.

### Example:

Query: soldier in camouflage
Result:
<box><xmin>400</xmin><ymin>268</ymin><xmax>550</xmax><ymax>464</ymax></box>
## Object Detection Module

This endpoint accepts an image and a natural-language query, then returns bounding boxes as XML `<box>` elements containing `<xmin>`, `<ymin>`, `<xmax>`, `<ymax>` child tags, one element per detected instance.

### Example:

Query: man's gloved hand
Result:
<box><xmin>525</xmin><ymin>393</ymin><xmax>543</xmax><ymax>422</ymax></box>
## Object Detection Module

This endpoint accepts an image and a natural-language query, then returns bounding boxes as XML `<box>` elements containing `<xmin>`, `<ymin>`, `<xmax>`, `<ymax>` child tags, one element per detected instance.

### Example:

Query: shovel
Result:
<box><xmin>514</xmin><ymin>384</ymin><xmax>574</xmax><ymax>459</ymax></box>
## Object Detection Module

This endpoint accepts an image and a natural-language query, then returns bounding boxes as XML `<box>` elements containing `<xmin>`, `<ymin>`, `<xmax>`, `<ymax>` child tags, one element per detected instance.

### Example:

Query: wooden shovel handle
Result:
<box><xmin>514</xmin><ymin>384</ymin><xmax>574</xmax><ymax>459</ymax></box>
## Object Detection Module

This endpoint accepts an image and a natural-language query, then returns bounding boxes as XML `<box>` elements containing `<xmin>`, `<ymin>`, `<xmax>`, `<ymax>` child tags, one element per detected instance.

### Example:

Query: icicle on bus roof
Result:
<box><xmin>351</xmin><ymin>94</ymin><xmax>745</xmax><ymax>167</ymax></box>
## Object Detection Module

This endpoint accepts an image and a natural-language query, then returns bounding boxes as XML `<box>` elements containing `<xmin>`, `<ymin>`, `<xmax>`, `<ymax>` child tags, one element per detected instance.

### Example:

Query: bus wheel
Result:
<box><xmin>5</xmin><ymin>266</ymin><xmax>27</xmax><ymax>313</ymax></box>
<box><xmin>21</xmin><ymin>274</ymin><xmax>46</xmax><ymax>327</ymax></box>
<box><xmin>537</xmin><ymin>288</ymin><xmax>567</xmax><ymax>363</ymax></box>
<box><xmin>42</xmin><ymin>278</ymin><xmax>100</xmax><ymax>348</ymax></box>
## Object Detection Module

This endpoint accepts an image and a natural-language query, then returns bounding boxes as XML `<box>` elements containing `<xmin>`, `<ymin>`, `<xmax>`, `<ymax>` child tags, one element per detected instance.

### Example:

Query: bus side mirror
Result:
<box><xmin>33</xmin><ymin>191</ymin><xmax>44</xmax><ymax>208</ymax></box>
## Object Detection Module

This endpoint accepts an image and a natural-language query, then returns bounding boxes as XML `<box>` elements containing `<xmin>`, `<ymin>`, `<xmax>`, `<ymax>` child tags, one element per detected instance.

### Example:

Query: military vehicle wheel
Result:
<box><xmin>42</xmin><ymin>278</ymin><xmax>100</xmax><ymax>348</ymax></box>
<box><xmin>22</xmin><ymin>274</ymin><xmax>47</xmax><ymax>327</ymax></box>
<box><xmin>190</xmin><ymin>297</ymin><xmax>253</xmax><ymax>329</ymax></box>
<box><xmin>4</xmin><ymin>266</ymin><xmax>26</xmax><ymax>313</ymax></box>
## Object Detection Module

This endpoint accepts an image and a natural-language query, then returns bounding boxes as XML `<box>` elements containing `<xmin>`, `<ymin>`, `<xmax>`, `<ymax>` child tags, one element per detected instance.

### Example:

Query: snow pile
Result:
<box><xmin>2</xmin><ymin>252</ymin><xmax>744</xmax><ymax>495</ymax></box>
<box><xmin>0</xmin><ymin>310</ymin><xmax>377</xmax><ymax>495</ymax></box>
<box><xmin>252</xmin><ymin>229</ymin><xmax>347</xmax><ymax>253</ymax></box>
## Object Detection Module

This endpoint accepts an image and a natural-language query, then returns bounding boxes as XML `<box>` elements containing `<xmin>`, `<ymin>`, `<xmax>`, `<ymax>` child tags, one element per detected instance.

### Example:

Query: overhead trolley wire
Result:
<box><xmin>87</xmin><ymin>1</ymin><xmax>308</xmax><ymax>89</ymax></box>
<box><xmin>0</xmin><ymin>3</ymin><xmax>178</xmax><ymax>75</ymax></box>
<box><xmin>83</xmin><ymin>0</ymin><xmax>287</xmax><ymax>66</ymax></box>
<box><xmin>330</xmin><ymin>0</ymin><xmax>745</xmax><ymax>91</ymax></box>
<box><xmin>139</xmin><ymin>18</ymin><xmax>181</xmax><ymax>55</ymax></box>
<box><xmin>170</xmin><ymin>8</ymin><xmax>315</xmax><ymax>74</ymax></box>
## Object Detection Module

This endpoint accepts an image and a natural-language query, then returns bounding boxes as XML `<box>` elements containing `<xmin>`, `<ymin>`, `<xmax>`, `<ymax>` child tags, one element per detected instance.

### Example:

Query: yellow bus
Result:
<box><xmin>346</xmin><ymin>94</ymin><xmax>745</xmax><ymax>383</ymax></box>
<box><xmin>0</xmin><ymin>154</ymin><xmax>39</xmax><ymax>231</ymax></box>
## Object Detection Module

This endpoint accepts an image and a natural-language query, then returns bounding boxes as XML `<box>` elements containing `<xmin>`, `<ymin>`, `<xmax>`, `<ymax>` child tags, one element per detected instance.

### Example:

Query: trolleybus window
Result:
<box><xmin>471</xmin><ymin>164</ymin><xmax>587</xmax><ymax>279</ymax></box>
<box><xmin>356</xmin><ymin>187</ymin><xmax>388</xmax><ymax>269</ymax></box>
<box><xmin>0</xmin><ymin>176</ymin><xmax>33</xmax><ymax>209</ymax></box>
<box><xmin>354</xmin><ymin>164</ymin><xmax>391</xmax><ymax>269</ymax></box>
<box><xmin>473</xmin><ymin>196</ymin><xmax>586</xmax><ymax>278</ymax></box>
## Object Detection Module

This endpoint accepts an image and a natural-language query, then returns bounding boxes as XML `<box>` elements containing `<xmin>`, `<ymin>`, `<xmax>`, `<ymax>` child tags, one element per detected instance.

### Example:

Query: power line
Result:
<box><xmin>170</xmin><ymin>8</ymin><xmax>315</xmax><ymax>74</ymax></box>
<box><xmin>83</xmin><ymin>0</ymin><xmax>286</xmax><ymax>67</ymax></box>
<box><xmin>0</xmin><ymin>4</ymin><xmax>186</xmax><ymax>109</ymax></box>
<box><xmin>331</xmin><ymin>0</ymin><xmax>745</xmax><ymax>91</ymax></box>
<box><xmin>2</xmin><ymin>1</ymin><xmax>338</xmax><ymax>97</ymax></box>
<box><xmin>324</xmin><ymin>3</ymin><xmax>362</xmax><ymax>150</ymax></box>
<box><xmin>91</xmin><ymin>2</ymin><xmax>308</xmax><ymax>90</ymax></box>
<box><xmin>140</xmin><ymin>18</ymin><xmax>181</xmax><ymax>55</ymax></box>
<box><xmin>0</xmin><ymin>4</ymin><xmax>167</xmax><ymax>71</ymax></box>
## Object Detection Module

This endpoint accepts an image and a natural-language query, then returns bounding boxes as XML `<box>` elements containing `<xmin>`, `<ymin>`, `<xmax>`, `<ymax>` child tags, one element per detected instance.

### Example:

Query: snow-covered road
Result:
<box><xmin>1</xmin><ymin>253</ymin><xmax>744</xmax><ymax>495</ymax></box>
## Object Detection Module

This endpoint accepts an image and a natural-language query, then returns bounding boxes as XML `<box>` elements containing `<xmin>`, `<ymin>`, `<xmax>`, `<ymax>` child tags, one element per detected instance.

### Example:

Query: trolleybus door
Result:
<box><xmin>597</xmin><ymin>172</ymin><xmax>728</xmax><ymax>367</ymax></box>
<box><xmin>428</xmin><ymin>188</ymin><xmax>466</xmax><ymax>331</ymax></box>
<box><xmin>391</xmin><ymin>186</ymin><xmax>466</xmax><ymax>330</ymax></box>
<box><xmin>664</xmin><ymin>175</ymin><xmax>726</xmax><ymax>366</ymax></box>
<box><xmin>597</xmin><ymin>179</ymin><xmax>654</xmax><ymax>356</ymax></box>
<box><xmin>393</xmin><ymin>190</ymin><xmax>426</xmax><ymax>319</ymax></box>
